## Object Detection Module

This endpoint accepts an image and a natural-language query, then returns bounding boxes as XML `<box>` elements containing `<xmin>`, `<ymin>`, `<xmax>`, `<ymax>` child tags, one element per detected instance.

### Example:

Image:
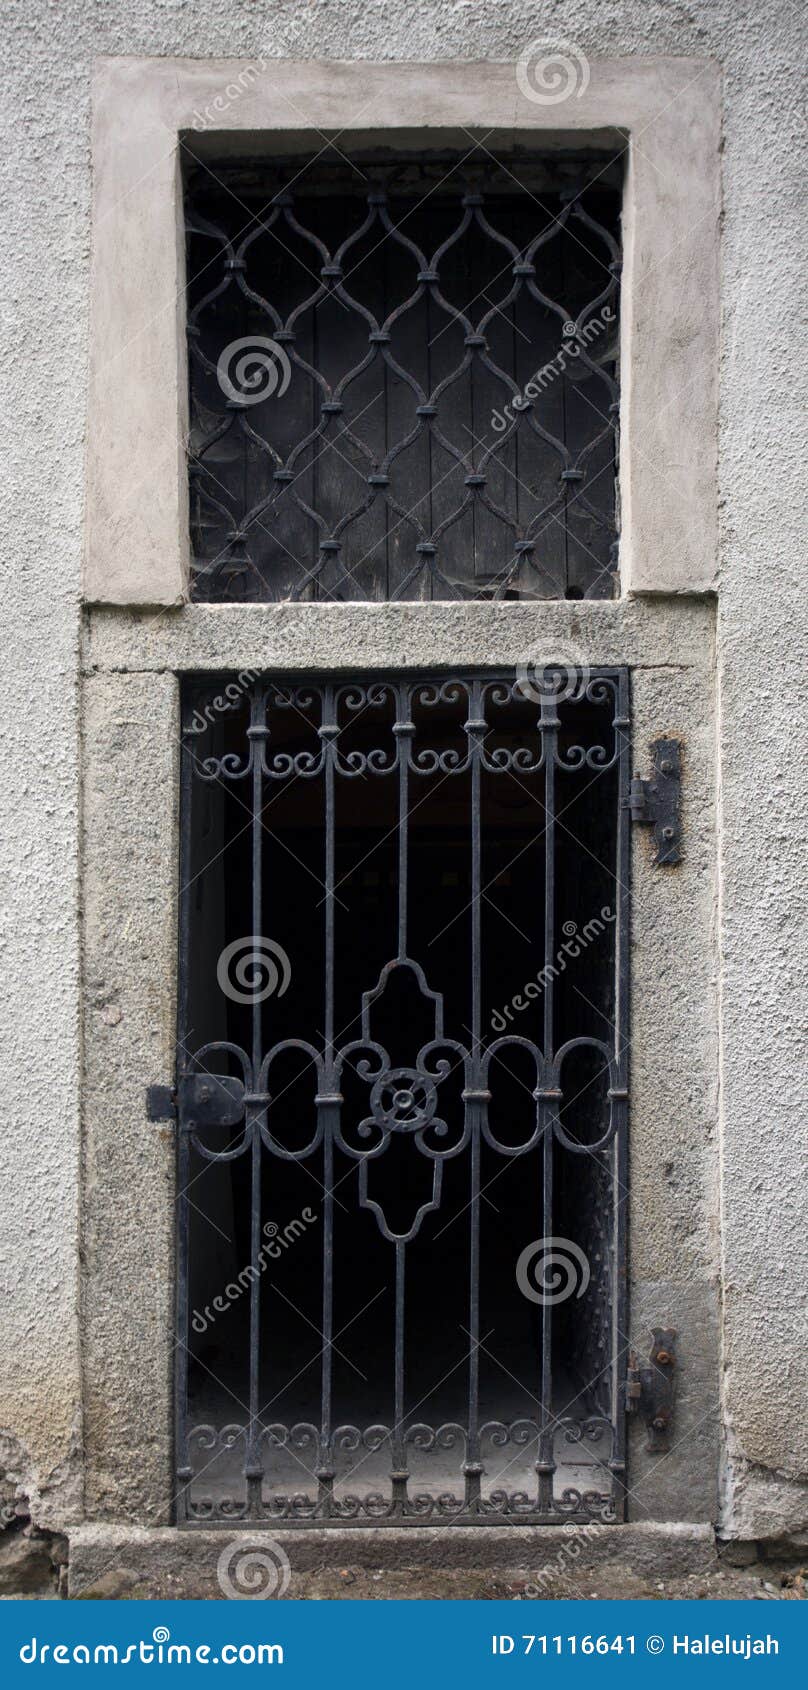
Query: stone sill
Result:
<box><xmin>68</xmin><ymin>1522</ymin><xmax>715</xmax><ymax>1600</ymax></box>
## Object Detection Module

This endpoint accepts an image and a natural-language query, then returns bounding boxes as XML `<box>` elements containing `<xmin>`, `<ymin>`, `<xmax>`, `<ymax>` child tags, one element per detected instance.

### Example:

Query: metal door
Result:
<box><xmin>174</xmin><ymin>668</ymin><xmax>629</xmax><ymax>1525</ymax></box>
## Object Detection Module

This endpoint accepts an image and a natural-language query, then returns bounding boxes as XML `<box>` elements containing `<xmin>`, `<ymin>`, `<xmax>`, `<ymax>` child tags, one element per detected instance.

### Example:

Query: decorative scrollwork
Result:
<box><xmin>197</xmin><ymin>747</ymin><xmax>254</xmax><ymax>783</ymax></box>
<box><xmin>185</xmin><ymin>1407</ymin><xmax>620</xmax><ymax>1524</ymax></box>
<box><xmin>554</xmin><ymin>676</ymin><xmax>621</xmax><ymax>771</ymax></box>
<box><xmin>405</xmin><ymin>1422</ymin><xmax>466</xmax><ymax>1454</ymax></box>
<box><xmin>481</xmin><ymin>1418</ymin><xmax>539</xmax><ymax>1448</ymax></box>
<box><xmin>554</xmin><ymin>1487</ymin><xmax>615</xmax><ymax>1519</ymax></box>
<box><xmin>185</xmin><ymin>674</ymin><xmax>623</xmax><ymax>790</ymax></box>
<box><xmin>259</xmin><ymin>1422</ymin><xmax>319</xmax><ymax>1455</ymax></box>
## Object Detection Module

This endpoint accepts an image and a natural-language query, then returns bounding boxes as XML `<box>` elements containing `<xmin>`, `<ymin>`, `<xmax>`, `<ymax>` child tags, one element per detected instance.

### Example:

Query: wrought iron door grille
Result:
<box><xmin>185</xmin><ymin>153</ymin><xmax>621</xmax><ymax>603</ymax></box>
<box><xmin>176</xmin><ymin>669</ymin><xmax>629</xmax><ymax>1526</ymax></box>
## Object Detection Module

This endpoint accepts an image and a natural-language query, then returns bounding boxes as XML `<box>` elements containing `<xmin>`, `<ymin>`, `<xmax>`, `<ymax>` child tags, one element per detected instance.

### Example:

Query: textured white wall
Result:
<box><xmin>0</xmin><ymin>0</ymin><xmax>805</xmax><ymax>1539</ymax></box>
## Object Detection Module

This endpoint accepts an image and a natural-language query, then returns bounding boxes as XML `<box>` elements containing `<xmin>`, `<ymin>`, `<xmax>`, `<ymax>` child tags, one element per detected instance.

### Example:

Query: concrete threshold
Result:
<box><xmin>68</xmin><ymin>1522</ymin><xmax>716</xmax><ymax>1600</ymax></box>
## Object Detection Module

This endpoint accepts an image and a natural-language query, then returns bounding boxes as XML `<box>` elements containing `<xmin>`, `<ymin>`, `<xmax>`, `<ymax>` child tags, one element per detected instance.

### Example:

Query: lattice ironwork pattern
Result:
<box><xmin>176</xmin><ymin>669</ymin><xmax>630</xmax><ymax>1525</ymax></box>
<box><xmin>185</xmin><ymin>157</ymin><xmax>621</xmax><ymax>602</ymax></box>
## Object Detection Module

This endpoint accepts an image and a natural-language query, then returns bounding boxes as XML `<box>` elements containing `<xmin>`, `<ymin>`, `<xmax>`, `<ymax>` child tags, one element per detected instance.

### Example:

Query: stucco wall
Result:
<box><xmin>1</xmin><ymin>0</ymin><xmax>806</xmax><ymax>1545</ymax></box>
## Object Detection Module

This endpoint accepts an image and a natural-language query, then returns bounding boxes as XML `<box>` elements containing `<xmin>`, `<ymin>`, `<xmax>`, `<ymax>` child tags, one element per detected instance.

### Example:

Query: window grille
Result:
<box><xmin>185</xmin><ymin>154</ymin><xmax>621</xmax><ymax>603</ymax></box>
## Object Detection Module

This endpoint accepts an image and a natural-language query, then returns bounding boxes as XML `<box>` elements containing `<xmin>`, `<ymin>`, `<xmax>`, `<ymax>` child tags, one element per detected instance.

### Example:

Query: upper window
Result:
<box><xmin>185</xmin><ymin>152</ymin><xmax>621</xmax><ymax>603</ymax></box>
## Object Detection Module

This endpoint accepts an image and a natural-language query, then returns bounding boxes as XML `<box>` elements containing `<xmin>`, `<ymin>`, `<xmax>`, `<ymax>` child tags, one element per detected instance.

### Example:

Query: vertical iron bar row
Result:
<box><xmin>392</xmin><ymin>1241</ymin><xmax>408</xmax><ymax>1511</ymax></box>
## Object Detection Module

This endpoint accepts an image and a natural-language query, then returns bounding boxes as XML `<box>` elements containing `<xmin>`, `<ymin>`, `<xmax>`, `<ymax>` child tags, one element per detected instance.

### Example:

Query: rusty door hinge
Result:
<box><xmin>626</xmin><ymin>1328</ymin><xmax>677</xmax><ymax>1452</ymax></box>
<box><xmin>627</xmin><ymin>738</ymin><xmax>682</xmax><ymax>865</ymax></box>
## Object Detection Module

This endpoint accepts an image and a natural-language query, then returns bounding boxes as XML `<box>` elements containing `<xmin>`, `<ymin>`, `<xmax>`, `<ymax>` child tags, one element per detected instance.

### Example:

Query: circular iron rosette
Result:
<box><xmin>334</xmin><ymin>1038</ymin><xmax>470</xmax><ymax>1161</ymax></box>
<box><xmin>369</xmin><ymin>1066</ymin><xmax>439</xmax><ymax>1133</ymax></box>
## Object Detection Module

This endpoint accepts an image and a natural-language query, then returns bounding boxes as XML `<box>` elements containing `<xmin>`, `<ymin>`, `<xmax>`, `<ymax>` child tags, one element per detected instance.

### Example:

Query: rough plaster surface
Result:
<box><xmin>82</xmin><ymin>674</ymin><xmax>179</xmax><ymax>1524</ymax></box>
<box><xmin>1</xmin><ymin>0</ymin><xmax>806</xmax><ymax>1554</ymax></box>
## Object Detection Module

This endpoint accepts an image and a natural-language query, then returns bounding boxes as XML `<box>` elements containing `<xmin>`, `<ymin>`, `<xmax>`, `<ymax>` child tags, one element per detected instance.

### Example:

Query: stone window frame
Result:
<box><xmin>84</xmin><ymin>55</ymin><xmax>720</xmax><ymax>607</ymax></box>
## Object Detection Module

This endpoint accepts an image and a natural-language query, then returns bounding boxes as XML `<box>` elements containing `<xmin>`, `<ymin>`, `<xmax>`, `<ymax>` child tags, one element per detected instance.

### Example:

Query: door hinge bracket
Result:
<box><xmin>146</xmin><ymin>1084</ymin><xmax>176</xmax><ymax>1122</ymax></box>
<box><xmin>628</xmin><ymin>738</ymin><xmax>682</xmax><ymax>865</ymax></box>
<box><xmin>146</xmin><ymin>1075</ymin><xmax>246</xmax><ymax>1126</ymax></box>
<box><xmin>626</xmin><ymin>1328</ymin><xmax>677</xmax><ymax>1452</ymax></box>
<box><xmin>178</xmin><ymin>1073</ymin><xmax>245</xmax><ymax>1127</ymax></box>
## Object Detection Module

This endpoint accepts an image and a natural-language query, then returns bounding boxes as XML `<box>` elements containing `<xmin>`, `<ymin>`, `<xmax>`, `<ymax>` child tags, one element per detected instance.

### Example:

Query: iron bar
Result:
<box><xmin>466</xmin><ymin>679</ymin><xmax>483</xmax><ymax>1511</ymax></box>
<box><xmin>319</xmin><ymin>683</ymin><xmax>337</xmax><ymax>1516</ymax></box>
<box><xmin>173</xmin><ymin>710</ymin><xmax>196</xmax><ymax>1514</ymax></box>
<box><xmin>247</xmin><ymin>684</ymin><xmax>264</xmax><ymax>1516</ymax></box>
<box><xmin>538</xmin><ymin>687</ymin><xmax>558</xmax><ymax>1513</ymax></box>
